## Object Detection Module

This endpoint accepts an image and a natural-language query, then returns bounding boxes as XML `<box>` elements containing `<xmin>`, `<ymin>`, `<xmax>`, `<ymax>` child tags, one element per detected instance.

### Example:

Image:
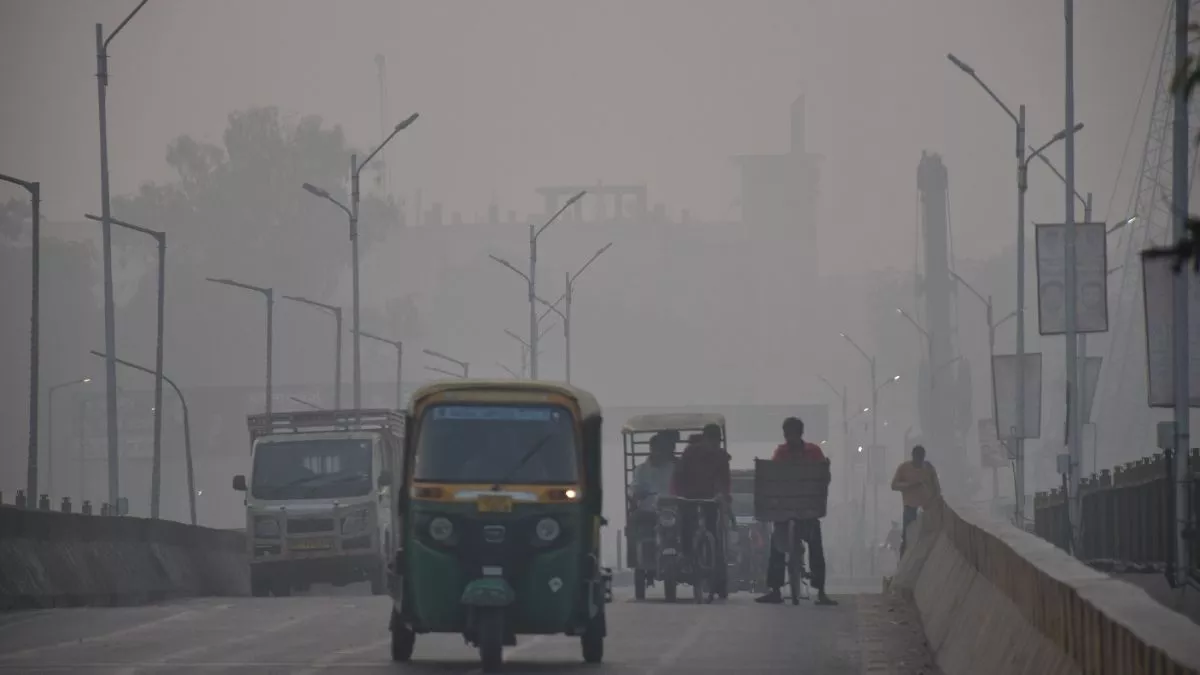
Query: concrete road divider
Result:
<box><xmin>0</xmin><ymin>505</ymin><xmax>248</xmax><ymax>610</ymax></box>
<box><xmin>890</xmin><ymin>500</ymin><xmax>1200</xmax><ymax>675</ymax></box>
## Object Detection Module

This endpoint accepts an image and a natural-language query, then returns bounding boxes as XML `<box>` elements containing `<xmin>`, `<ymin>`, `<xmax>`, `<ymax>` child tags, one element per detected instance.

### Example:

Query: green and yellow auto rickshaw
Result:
<box><xmin>388</xmin><ymin>379</ymin><xmax>610</xmax><ymax>672</ymax></box>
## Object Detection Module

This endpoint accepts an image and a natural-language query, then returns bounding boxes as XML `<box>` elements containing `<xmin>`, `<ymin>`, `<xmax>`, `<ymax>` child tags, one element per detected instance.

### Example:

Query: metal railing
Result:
<box><xmin>0</xmin><ymin>489</ymin><xmax>127</xmax><ymax>516</ymax></box>
<box><xmin>1033</xmin><ymin>450</ymin><xmax>1198</xmax><ymax>584</ymax></box>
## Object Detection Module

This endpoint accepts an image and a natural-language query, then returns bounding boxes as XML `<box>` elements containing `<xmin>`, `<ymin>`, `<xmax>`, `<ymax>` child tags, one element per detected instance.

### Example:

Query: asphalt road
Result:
<box><xmin>0</xmin><ymin>585</ymin><xmax>934</xmax><ymax>674</ymax></box>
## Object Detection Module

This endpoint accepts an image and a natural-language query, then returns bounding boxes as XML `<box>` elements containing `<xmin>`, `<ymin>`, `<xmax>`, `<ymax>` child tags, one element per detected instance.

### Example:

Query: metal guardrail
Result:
<box><xmin>0</xmin><ymin>489</ymin><xmax>126</xmax><ymax>517</ymax></box>
<box><xmin>1033</xmin><ymin>449</ymin><xmax>1199</xmax><ymax>585</ymax></box>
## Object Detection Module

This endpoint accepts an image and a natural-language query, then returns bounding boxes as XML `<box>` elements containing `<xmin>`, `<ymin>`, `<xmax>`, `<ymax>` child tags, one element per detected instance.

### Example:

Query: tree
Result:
<box><xmin>111</xmin><ymin>106</ymin><xmax>401</xmax><ymax>388</ymax></box>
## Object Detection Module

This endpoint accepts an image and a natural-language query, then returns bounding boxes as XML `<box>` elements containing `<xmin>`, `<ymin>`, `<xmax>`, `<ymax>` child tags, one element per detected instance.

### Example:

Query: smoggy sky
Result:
<box><xmin>0</xmin><ymin>0</ymin><xmax>1160</xmax><ymax>271</ymax></box>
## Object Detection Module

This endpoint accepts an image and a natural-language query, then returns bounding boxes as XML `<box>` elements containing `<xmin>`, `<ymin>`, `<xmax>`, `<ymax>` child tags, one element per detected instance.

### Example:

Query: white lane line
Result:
<box><xmin>641</xmin><ymin>609</ymin><xmax>711</xmax><ymax>675</ymax></box>
<box><xmin>290</xmin><ymin>635</ymin><xmax>392</xmax><ymax>675</ymax></box>
<box><xmin>0</xmin><ymin>605</ymin><xmax>220</xmax><ymax>662</ymax></box>
<box><xmin>113</xmin><ymin>608</ymin><xmax>323</xmax><ymax>674</ymax></box>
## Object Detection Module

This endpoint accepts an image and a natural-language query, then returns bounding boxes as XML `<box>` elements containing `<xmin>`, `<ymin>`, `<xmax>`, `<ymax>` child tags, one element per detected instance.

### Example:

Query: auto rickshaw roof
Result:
<box><xmin>407</xmin><ymin>378</ymin><xmax>601</xmax><ymax>419</ymax></box>
<box><xmin>621</xmin><ymin>412</ymin><xmax>726</xmax><ymax>434</ymax></box>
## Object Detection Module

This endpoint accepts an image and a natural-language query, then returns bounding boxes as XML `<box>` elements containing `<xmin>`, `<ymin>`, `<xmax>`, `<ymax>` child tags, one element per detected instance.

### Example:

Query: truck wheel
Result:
<box><xmin>633</xmin><ymin>569</ymin><xmax>646</xmax><ymax>600</ymax></box>
<box><xmin>390</xmin><ymin>611</ymin><xmax>415</xmax><ymax>662</ymax></box>
<box><xmin>663</xmin><ymin>578</ymin><xmax>677</xmax><ymax>603</ymax></box>
<box><xmin>476</xmin><ymin>609</ymin><xmax>504</xmax><ymax>673</ymax></box>
<box><xmin>580</xmin><ymin>608</ymin><xmax>605</xmax><ymax>663</ymax></box>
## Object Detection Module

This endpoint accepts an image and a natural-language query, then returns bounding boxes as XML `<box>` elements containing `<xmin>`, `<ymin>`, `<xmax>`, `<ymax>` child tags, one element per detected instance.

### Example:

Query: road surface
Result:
<box><xmin>0</xmin><ymin>586</ymin><xmax>936</xmax><ymax>674</ymax></box>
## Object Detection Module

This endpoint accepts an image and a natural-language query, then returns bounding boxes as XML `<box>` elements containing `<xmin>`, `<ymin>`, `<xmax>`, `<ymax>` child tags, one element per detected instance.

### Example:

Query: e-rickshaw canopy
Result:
<box><xmin>620</xmin><ymin>412</ymin><xmax>726</xmax><ymax>435</ymax></box>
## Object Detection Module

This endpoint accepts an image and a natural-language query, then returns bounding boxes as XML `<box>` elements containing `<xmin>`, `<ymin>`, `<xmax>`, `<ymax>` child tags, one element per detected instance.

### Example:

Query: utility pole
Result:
<box><xmin>95</xmin><ymin>0</ymin><xmax>150</xmax><ymax>512</ymax></box>
<box><xmin>1063</xmin><ymin>0</ymin><xmax>1084</xmax><ymax>556</ymax></box>
<box><xmin>0</xmin><ymin>173</ymin><xmax>40</xmax><ymax>506</ymax></box>
<box><xmin>1171</xmin><ymin>0</ymin><xmax>1191</xmax><ymax>585</ymax></box>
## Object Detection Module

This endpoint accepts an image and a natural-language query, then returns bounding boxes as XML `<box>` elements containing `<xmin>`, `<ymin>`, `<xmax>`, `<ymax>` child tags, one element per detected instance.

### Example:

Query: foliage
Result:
<box><xmin>0</xmin><ymin>197</ymin><xmax>31</xmax><ymax>241</ymax></box>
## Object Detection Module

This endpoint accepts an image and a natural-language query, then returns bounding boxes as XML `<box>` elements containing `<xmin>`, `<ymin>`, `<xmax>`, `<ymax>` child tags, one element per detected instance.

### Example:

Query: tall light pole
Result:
<box><xmin>351</xmin><ymin>112</ymin><xmax>417</xmax><ymax>412</ymax></box>
<box><xmin>282</xmin><ymin>295</ymin><xmax>342</xmax><ymax>410</ymax></box>
<box><xmin>96</xmin><ymin>0</ymin><xmax>150</xmax><ymax>512</ymax></box>
<box><xmin>490</xmin><ymin>190</ymin><xmax>585</xmax><ymax>380</ymax></box>
<box><xmin>47</xmin><ymin>378</ymin><xmax>91</xmax><ymax>497</ymax></box>
<box><xmin>816</xmin><ymin>376</ymin><xmax>853</xmax><ymax>504</ymax></box>
<box><xmin>85</xmin><ymin>213</ymin><xmax>166</xmax><ymax>518</ymax></box>
<box><xmin>0</xmin><ymin>172</ymin><xmax>40</xmax><ymax>506</ymax></box>
<box><xmin>423</xmin><ymin>348</ymin><xmax>469</xmax><ymax>379</ymax></box>
<box><xmin>300</xmin><ymin>112</ymin><xmax>418</xmax><ymax>415</ymax></box>
<box><xmin>1171</xmin><ymin>0</ymin><xmax>1191</xmax><ymax>585</ymax></box>
<box><xmin>89</xmin><ymin>351</ymin><xmax>195</xmax><ymax>526</ymax></box>
<box><xmin>534</xmin><ymin>242</ymin><xmax>612</xmax><ymax>384</ymax></box>
<box><xmin>947</xmin><ymin>51</ymin><xmax>1082</xmax><ymax>525</ymax></box>
<box><xmin>839</xmin><ymin>331</ymin><xmax>880</xmax><ymax>572</ymax></box>
<box><xmin>207</xmin><ymin>278</ymin><xmax>274</xmax><ymax>416</ymax></box>
<box><xmin>357</xmin><ymin>329</ymin><xmax>403</xmax><ymax>408</ymax></box>
<box><xmin>1062</xmin><ymin>0</ymin><xmax>1085</xmax><ymax>555</ymax></box>
<box><xmin>505</xmin><ymin>325</ymin><xmax>554</xmax><ymax>378</ymax></box>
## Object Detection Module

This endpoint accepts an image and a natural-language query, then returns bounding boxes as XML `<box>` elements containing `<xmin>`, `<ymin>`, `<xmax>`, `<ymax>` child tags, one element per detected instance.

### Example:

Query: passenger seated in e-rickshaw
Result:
<box><xmin>627</xmin><ymin>432</ymin><xmax>677</xmax><ymax>539</ymax></box>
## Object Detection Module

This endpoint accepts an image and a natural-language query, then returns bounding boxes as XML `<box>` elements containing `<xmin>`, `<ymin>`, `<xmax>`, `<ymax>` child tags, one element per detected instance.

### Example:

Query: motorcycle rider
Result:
<box><xmin>756</xmin><ymin>416</ymin><xmax>838</xmax><ymax>606</ymax></box>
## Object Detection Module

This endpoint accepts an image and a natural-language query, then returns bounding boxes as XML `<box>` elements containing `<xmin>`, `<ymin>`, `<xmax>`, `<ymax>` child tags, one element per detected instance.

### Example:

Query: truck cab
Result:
<box><xmin>232</xmin><ymin>409</ymin><xmax>404</xmax><ymax>597</ymax></box>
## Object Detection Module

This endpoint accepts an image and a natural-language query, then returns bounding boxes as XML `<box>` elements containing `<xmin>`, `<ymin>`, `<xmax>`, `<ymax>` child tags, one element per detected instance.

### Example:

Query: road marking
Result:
<box><xmin>290</xmin><ymin>636</ymin><xmax>392</xmax><ymax>675</ymax></box>
<box><xmin>0</xmin><ymin>606</ymin><xmax>212</xmax><ymax>662</ymax></box>
<box><xmin>114</xmin><ymin>607</ymin><xmax>322</xmax><ymax>674</ymax></box>
<box><xmin>641</xmin><ymin>608</ymin><xmax>711</xmax><ymax>675</ymax></box>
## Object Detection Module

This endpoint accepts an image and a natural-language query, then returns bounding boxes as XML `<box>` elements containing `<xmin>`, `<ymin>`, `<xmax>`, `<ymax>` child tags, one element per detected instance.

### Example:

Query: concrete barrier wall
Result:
<box><xmin>891</xmin><ymin>500</ymin><xmax>1200</xmax><ymax>675</ymax></box>
<box><xmin>0</xmin><ymin>506</ymin><xmax>248</xmax><ymax>610</ymax></box>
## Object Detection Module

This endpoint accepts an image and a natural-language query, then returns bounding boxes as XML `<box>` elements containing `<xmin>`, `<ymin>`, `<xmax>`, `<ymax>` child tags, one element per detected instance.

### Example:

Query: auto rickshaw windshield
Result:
<box><xmin>414</xmin><ymin>403</ymin><xmax>579</xmax><ymax>484</ymax></box>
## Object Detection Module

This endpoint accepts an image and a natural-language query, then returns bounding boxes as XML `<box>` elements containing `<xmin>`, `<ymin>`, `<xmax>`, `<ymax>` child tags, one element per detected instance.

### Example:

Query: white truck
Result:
<box><xmin>232</xmin><ymin>409</ymin><xmax>404</xmax><ymax>597</ymax></box>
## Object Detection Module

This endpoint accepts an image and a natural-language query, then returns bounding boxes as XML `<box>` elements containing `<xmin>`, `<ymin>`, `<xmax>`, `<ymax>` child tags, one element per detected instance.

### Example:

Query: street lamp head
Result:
<box><xmin>862</xmin><ymin>407</ymin><xmax>870</xmax><ymax>413</ymax></box>
<box><xmin>82</xmin><ymin>378</ymin><xmax>92</xmax><ymax>384</ymax></box>
<box><xmin>891</xmin><ymin>375</ymin><xmax>900</xmax><ymax>382</ymax></box>
<box><xmin>946</xmin><ymin>53</ymin><xmax>974</xmax><ymax>75</ymax></box>
<box><xmin>566</xmin><ymin>190</ymin><xmax>586</xmax><ymax>207</ymax></box>
<box><xmin>301</xmin><ymin>182</ymin><xmax>330</xmax><ymax>199</ymax></box>
<box><xmin>895</xmin><ymin>308</ymin><xmax>904</xmax><ymax>315</ymax></box>
<box><xmin>395</xmin><ymin>113</ymin><xmax>420</xmax><ymax>131</ymax></box>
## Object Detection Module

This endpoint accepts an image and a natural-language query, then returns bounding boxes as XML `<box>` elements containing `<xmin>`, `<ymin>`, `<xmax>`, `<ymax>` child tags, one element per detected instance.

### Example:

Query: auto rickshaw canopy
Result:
<box><xmin>407</xmin><ymin>378</ymin><xmax>601</xmax><ymax>420</ymax></box>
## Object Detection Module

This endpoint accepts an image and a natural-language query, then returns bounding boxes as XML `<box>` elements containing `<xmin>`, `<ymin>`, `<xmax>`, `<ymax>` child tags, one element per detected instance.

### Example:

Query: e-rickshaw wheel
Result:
<box><xmin>633</xmin><ymin>569</ymin><xmax>647</xmax><ymax>600</ymax></box>
<box><xmin>580</xmin><ymin>609</ymin><xmax>605</xmax><ymax>663</ymax></box>
<box><xmin>476</xmin><ymin>608</ymin><xmax>505</xmax><ymax>672</ymax></box>
<box><xmin>663</xmin><ymin>578</ymin><xmax>677</xmax><ymax>603</ymax></box>
<box><xmin>389</xmin><ymin>611</ymin><xmax>415</xmax><ymax>662</ymax></box>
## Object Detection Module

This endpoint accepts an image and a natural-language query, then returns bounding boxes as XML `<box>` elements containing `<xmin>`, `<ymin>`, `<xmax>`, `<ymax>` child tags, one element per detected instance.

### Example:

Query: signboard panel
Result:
<box><xmin>1035</xmin><ymin>223</ymin><xmax>1109</xmax><ymax>335</ymax></box>
<box><xmin>978</xmin><ymin>418</ymin><xmax>1008</xmax><ymax>468</ymax></box>
<box><xmin>1142</xmin><ymin>256</ymin><xmax>1200</xmax><ymax>407</ymax></box>
<box><xmin>992</xmin><ymin>353</ymin><xmax>1042</xmax><ymax>439</ymax></box>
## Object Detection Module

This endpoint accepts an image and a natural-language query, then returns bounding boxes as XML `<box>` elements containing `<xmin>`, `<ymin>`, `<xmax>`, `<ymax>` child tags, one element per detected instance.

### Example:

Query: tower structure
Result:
<box><xmin>1093</xmin><ymin>2</ymin><xmax>1200</xmax><ymax>462</ymax></box>
<box><xmin>916</xmin><ymin>153</ymin><xmax>972</xmax><ymax>488</ymax></box>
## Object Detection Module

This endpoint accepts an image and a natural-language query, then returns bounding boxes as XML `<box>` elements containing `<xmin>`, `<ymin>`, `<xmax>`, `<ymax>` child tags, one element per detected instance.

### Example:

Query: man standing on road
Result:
<box><xmin>890</xmin><ymin>445</ymin><xmax>941</xmax><ymax>557</ymax></box>
<box><xmin>755</xmin><ymin>417</ymin><xmax>838</xmax><ymax>606</ymax></box>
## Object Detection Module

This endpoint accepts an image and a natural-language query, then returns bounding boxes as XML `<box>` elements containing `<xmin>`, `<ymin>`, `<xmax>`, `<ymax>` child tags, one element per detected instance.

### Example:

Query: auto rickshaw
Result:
<box><xmin>389</xmin><ymin>379</ymin><xmax>611</xmax><ymax>672</ymax></box>
<box><xmin>621</xmin><ymin>412</ymin><xmax>730</xmax><ymax>602</ymax></box>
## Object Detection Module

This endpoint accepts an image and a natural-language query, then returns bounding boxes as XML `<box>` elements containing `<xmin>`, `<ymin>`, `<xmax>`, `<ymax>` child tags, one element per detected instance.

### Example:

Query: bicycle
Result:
<box><xmin>773</xmin><ymin>519</ymin><xmax>812</xmax><ymax>605</ymax></box>
<box><xmin>673</xmin><ymin>497</ymin><xmax>723</xmax><ymax>604</ymax></box>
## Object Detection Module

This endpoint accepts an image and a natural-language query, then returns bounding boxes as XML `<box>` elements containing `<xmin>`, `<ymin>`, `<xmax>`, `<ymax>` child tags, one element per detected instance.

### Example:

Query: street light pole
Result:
<box><xmin>90</xmin><ymin>351</ymin><xmax>195</xmax><ymax>525</ymax></box>
<box><xmin>207</xmin><ymin>278</ymin><xmax>274</xmax><ymax>416</ymax></box>
<box><xmin>1171</xmin><ymin>0</ymin><xmax>1191</xmax><ymax>585</ymax></box>
<box><xmin>492</xmin><ymin>191</ymin><xmax>585</xmax><ymax>380</ymax></box>
<box><xmin>347</xmin><ymin>113</ymin><xmax>419</xmax><ymax>412</ymax></box>
<box><xmin>356</xmin><ymin>329</ymin><xmax>403</xmax><ymax>408</ymax></box>
<box><xmin>96</xmin><ymin>0</ymin><xmax>150</xmax><ymax>513</ymax></box>
<box><xmin>47</xmin><ymin>378</ymin><xmax>91</xmax><ymax>497</ymax></box>
<box><xmin>282</xmin><ymin>295</ymin><xmax>343</xmax><ymax>410</ymax></box>
<box><xmin>0</xmin><ymin>172</ymin><xmax>40</xmax><ymax>506</ymax></box>
<box><xmin>1063</xmin><ymin>0</ymin><xmax>1085</xmax><ymax>556</ymax></box>
<box><xmin>85</xmin><ymin>213</ymin><xmax>166</xmax><ymax>518</ymax></box>
<box><xmin>895</xmin><ymin>308</ymin><xmax>934</xmax><ymax>383</ymax></box>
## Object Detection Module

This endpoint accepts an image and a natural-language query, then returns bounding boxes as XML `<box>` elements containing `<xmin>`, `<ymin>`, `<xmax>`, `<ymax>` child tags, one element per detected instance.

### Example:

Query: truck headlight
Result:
<box><xmin>535</xmin><ymin>518</ymin><xmax>561</xmax><ymax>542</ymax></box>
<box><xmin>341</xmin><ymin>510</ymin><xmax>370</xmax><ymax>535</ymax></box>
<box><xmin>254</xmin><ymin>516</ymin><xmax>280</xmax><ymax>538</ymax></box>
<box><xmin>429</xmin><ymin>517</ymin><xmax>454</xmax><ymax>542</ymax></box>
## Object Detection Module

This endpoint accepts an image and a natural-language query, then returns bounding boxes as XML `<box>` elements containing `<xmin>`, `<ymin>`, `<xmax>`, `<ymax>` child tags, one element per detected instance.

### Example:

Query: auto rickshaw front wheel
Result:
<box><xmin>389</xmin><ymin>612</ymin><xmax>415</xmax><ymax>662</ymax></box>
<box><xmin>581</xmin><ymin>609</ymin><xmax>605</xmax><ymax>663</ymax></box>
<box><xmin>476</xmin><ymin>608</ymin><xmax>505</xmax><ymax>673</ymax></box>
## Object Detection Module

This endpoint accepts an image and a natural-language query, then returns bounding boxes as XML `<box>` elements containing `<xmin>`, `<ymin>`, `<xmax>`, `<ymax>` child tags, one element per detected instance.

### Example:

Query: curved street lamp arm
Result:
<box><xmin>357</xmin><ymin>113</ymin><xmax>420</xmax><ymax>174</ymax></box>
<box><xmin>488</xmin><ymin>254</ymin><xmax>531</xmax><ymax>285</ymax></box>
<box><xmin>0</xmin><ymin>172</ymin><xmax>36</xmax><ymax>192</ymax></box>
<box><xmin>497</xmin><ymin>363</ymin><xmax>521</xmax><ymax>378</ymax></box>
<box><xmin>896</xmin><ymin>309</ymin><xmax>932</xmax><ymax>341</ymax></box>
<box><xmin>85</xmin><ymin>213</ymin><xmax>163</xmax><ymax>240</ymax></box>
<box><xmin>425</xmin><ymin>366</ymin><xmax>463</xmax><ymax>379</ymax></box>
<box><xmin>948</xmin><ymin>270</ymin><xmax>989</xmax><ymax>308</ymax></box>
<box><xmin>816</xmin><ymin>375</ymin><xmax>843</xmax><ymax>401</ymax></box>
<box><xmin>946</xmin><ymin>54</ymin><xmax>1019</xmax><ymax>126</ymax></box>
<box><xmin>353</xmin><ymin>328</ymin><xmax>398</xmax><ymax>347</ymax></box>
<box><xmin>570</xmin><ymin>242</ymin><xmax>614</xmax><ymax>285</ymax></box>
<box><xmin>301</xmin><ymin>183</ymin><xmax>353</xmax><ymax>219</ymax></box>
<box><xmin>504</xmin><ymin>329</ymin><xmax>531</xmax><ymax>348</ymax></box>
<box><xmin>536</xmin><ymin>190</ymin><xmax>586</xmax><ymax>239</ymax></box>
<box><xmin>839</xmin><ymin>332</ymin><xmax>872</xmax><ymax>365</ymax></box>
<box><xmin>103</xmin><ymin>0</ymin><xmax>150</xmax><ymax>49</ymax></box>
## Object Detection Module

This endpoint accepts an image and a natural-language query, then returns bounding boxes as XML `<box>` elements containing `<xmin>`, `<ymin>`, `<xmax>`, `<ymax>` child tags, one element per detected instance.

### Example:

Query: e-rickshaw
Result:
<box><xmin>389</xmin><ymin>380</ymin><xmax>611</xmax><ymax>672</ymax></box>
<box><xmin>621</xmin><ymin>412</ymin><xmax>731</xmax><ymax>603</ymax></box>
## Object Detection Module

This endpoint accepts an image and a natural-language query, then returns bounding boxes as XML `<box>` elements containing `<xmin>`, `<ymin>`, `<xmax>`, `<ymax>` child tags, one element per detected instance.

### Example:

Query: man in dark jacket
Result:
<box><xmin>670</xmin><ymin>424</ymin><xmax>731</xmax><ymax>594</ymax></box>
<box><xmin>756</xmin><ymin>417</ymin><xmax>837</xmax><ymax>606</ymax></box>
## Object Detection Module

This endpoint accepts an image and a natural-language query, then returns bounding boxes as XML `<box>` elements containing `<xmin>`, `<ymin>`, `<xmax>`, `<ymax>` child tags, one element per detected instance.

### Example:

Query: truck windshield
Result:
<box><xmin>414</xmin><ymin>404</ymin><xmax>578</xmax><ymax>484</ymax></box>
<box><xmin>251</xmin><ymin>438</ymin><xmax>373</xmax><ymax>500</ymax></box>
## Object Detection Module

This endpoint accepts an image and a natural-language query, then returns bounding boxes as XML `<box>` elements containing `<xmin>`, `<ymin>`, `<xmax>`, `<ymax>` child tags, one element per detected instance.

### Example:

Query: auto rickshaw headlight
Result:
<box><xmin>429</xmin><ymin>517</ymin><xmax>454</xmax><ymax>542</ymax></box>
<box><xmin>657</xmin><ymin>511</ymin><xmax>676</xmax><ymax>527</ymax></box>
<box><xmin>535</xmin><ymin>517</ymin><xmax>561</xmax><ymax>542</ymax></box>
